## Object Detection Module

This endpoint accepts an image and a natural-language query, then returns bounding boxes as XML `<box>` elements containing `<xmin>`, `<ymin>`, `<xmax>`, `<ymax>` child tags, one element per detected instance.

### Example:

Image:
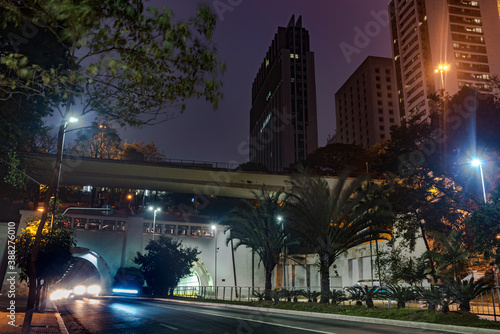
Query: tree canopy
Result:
<box><xmin>0</xmin><ymin>0</ymin><xmax>225</xmax><ymax>126</ymax></box>
<box><xmin>15</xmin><ymin>217</ymin><xmax>75</xmax><ymax>285</ymax></box>
<box><xmin>134</xmin><ymin>236</ymin><xmax>199</xmax><ymax>296</ymax></box>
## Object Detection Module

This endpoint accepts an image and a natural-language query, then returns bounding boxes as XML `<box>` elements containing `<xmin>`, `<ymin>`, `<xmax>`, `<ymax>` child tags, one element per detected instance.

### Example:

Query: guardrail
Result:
<box><xmin>173</xmin><ymin>285</ymin><xmax>500</xmax><ymax>321</ymax></box>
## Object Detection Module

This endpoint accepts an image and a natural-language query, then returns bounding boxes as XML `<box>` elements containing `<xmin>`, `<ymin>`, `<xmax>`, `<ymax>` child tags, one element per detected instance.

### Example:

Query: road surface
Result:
<box><xmin>56</xmin><ymin>297</ymin><xmax>459</xmax><ymax>334</ymax></box>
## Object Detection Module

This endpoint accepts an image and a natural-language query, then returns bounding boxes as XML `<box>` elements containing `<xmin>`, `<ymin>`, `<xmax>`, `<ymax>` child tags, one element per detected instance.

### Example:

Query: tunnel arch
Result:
<box><xmin>70</xmin><ymin>247</ymin><xmax>113</xmax><ymax>292</ymax></box>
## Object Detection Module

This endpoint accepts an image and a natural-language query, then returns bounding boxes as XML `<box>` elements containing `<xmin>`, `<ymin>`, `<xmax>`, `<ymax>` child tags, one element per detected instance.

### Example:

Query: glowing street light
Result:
<box><xmin>52</xmin><ymin>116</ymin><xmax>78</xmax><ymax>228</ymax></box>
<box><xmin>211</xmin><ymin>224</ymin><xmax>218</xmax><ymax>298</ymax></box>
<box><xmin>471</xmin><ymin>158</ymin><xmax>487</xmax><ymax>204</ymax></box>
<box><xmin>434</xmin><ymin>63</ymin><xmax>449</xmax><ymax>91</ymax></box>
<box><xmin>148</xmin><ymin>206</ymin><xmax>161</xmax><ymax>240</ymax></box>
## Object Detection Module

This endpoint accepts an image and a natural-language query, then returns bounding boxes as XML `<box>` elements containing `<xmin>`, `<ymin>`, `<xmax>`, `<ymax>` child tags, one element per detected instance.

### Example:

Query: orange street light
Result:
<box><xmin>434</xmin><ymin>63</ymin><xmax>449</xmax><ymax>91</ymax></box>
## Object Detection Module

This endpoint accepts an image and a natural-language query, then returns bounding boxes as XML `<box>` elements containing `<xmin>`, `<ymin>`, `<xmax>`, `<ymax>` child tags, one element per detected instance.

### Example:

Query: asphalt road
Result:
<box><xmin>55</xmin><ymin>297</ymin><xmax>458</xmax><ymax>334</ymax></box>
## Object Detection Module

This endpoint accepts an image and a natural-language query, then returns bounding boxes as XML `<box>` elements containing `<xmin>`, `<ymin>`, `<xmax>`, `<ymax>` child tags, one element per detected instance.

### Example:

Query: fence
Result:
<box><xmin>173</xmin><ymin>285</ymin><xmax>500</xmax><ymax>321</ymax></box>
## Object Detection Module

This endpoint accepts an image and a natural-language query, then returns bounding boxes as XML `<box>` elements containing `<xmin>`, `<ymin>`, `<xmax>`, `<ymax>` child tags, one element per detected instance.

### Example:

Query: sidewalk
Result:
<box><xmin>0</xmin><ymin>295</ymin><xmax>64</xmax><ymax>333</ymax></box>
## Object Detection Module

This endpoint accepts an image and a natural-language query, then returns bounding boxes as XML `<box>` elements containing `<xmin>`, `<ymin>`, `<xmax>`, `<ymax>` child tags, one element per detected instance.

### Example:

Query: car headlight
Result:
<box><xmin>87</xmin><ymin>285</ymin><xmax>101</xmax><ymax>296</ymax></box>
<box><xmin>74</xmin><ymin>285</ymin><xmax>86</xmax><ymax>295</ymax></box>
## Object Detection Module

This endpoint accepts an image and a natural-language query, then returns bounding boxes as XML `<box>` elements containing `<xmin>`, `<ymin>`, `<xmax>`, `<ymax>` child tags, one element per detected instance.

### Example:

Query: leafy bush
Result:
<box><xmin>446</xmin><ymin>277</ymin><xmax>492</xmax><ymax>312</ymax></box>
<box><xmin>385</xmin><ymin>284</ymin><xmax>416</xmax><ymax>309</ymax></box>
<box><xmin>329</xmin><ymin>289</ymin><xmax>347</xmax><ymax>305</ymax></box>
<box><xmin>252</xmin><ymin>290</ymin><xmax>266</xmax><ymax>301</ymax></box>
<box><xmin>415</xmin><ymin>285</ymin><xmax>451</xmax><ymax>312</ymax></box>
<box><xmin>300</xmin><ymin>289</ymin><xmax>321</xmax><ymax>303</ymax></box>
<box><xmin>347</xmin><ymin>285</ymin><xmax>380</xmax><ymax>308</ymax></box>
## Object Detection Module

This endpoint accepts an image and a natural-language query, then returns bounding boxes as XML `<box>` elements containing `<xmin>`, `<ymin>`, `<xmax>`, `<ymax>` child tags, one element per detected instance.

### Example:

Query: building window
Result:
<box><xmin>102</xmin><ymin>220</ymin><xmax>115</xmax><ymax>231</ymax></box>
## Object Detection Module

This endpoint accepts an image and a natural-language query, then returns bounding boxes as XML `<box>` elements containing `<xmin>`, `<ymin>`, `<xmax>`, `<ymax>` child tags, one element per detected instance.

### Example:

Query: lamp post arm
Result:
<box><xmin>62</xmin><ymin>207</ymin><xmax>112</xmax><ymax>216</ymax></box>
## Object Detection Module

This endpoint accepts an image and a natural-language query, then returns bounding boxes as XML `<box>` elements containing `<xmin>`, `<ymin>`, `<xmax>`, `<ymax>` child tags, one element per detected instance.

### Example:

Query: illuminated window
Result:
<box><xmin>74</xmin><ymin>218</ymin><xmax>87</xmax><ymax>229</ymax></box>
<box><xmin>102</xmin><ymin>220</ymin><xmax>115</xmax><ymax>231</ymax></box>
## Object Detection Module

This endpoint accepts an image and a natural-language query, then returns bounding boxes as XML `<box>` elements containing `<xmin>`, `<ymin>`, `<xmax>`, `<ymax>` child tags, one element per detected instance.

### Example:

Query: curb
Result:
<box><xmin>49</xmin><ymin>300</ymin><xmax>69</xmax><ymax>334</ymax></box>
<box><xmin>100</xmin><ymin>296</ymin><xmax>499</xmax><ymax>334</ymax></box>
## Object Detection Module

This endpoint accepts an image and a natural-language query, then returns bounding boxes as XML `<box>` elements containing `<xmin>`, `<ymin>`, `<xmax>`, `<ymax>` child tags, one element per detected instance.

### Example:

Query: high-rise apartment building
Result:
<box><xmin>389</xmin><ymin>0</ymin><xmax>500</xmax><ymax>121</ymax></box>
<box><xmin>335</xmin><ymin>56</ymin><xmax>400</xmax><ymax>148</ymax></box>
<box><xmin>249</xmin><ymin>15</ymin><xmax>318</xmax><ymax>172</ymax></box>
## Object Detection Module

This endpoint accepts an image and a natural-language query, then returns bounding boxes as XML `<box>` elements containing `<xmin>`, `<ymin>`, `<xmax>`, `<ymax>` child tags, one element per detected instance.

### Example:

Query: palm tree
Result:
<box><xmin>425</xmin><ymin>229</ymin><xmax>468</xmax><ymax>280</ymax></box>
<box><xmin>287</xmin><ymin>169</ymin><xmax>393</xmax><ymax>303</ymax></box>
<box><xmin>224</xmin><ymin>188</ymin><xmax>293</xmax><ymax>300</ymax></box>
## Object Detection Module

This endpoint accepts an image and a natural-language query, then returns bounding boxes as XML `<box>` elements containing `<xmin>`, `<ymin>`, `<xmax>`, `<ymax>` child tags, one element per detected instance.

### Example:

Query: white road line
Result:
<box><xmin>146</xmin><ymin>302</ymin><xmax>337</xmax><ymax>334</ymax></box>
<box><xmin>160</xmin><ymin>323</ymin><xmax>178</xmax><ymax>330</ymax></box>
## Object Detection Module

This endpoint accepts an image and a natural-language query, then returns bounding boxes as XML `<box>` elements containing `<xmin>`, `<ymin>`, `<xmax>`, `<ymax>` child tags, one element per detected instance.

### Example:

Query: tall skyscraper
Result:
<box><xmin>335</xmin><ymin>56</ymin><xmax>400</xmax><ymax>148</ymax></box>
<box><xmin>249</xmin><ymin>15</ymin><xmax>318</xmax><ymax>172</ymax></box>
<box><xmin>389</xmin><ymin>0</ymin><xmax>500</xmax><ymax>121</ymax></box>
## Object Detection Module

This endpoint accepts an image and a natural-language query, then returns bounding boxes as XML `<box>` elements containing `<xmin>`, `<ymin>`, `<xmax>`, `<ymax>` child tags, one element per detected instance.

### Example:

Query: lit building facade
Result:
<box><xmin>335</xmin><ymin>56</ymin><xmax>400</xmax><ymax>148</ymax></box>
<box><xmin>389</xmin><ymin>0</ymin><xmax>500</xmax><ymax>121</ymax></box>
<box><xmin>249</xmin><ymin>15</ymin><xmax>318</xmax><ymax>172</ymax></box>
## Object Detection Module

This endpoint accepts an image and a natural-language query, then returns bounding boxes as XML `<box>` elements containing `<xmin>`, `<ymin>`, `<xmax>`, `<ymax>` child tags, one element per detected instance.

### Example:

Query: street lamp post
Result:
<box><xmin>51</xmin><ymin>116</ymin><xmax>78</xmax><ymax>228</ymax></box>
<box><xmin>472</xmin><ymin>159</ymin><xmax>487</xmax><ymax>204</ymax></box>
<box><xmin>211</xmin><ymin>224</ymin><xmax>218</xmax><ymax>299</ymax></box>
<box><xmin>148</xmin><ymin>206</ymin><xmax>160</xmax><ymax>240</ymax></box>
<box><xmin>277</xmin><ymin>215</ymin><xmax>286</xmax><ymax>288</ymax></box>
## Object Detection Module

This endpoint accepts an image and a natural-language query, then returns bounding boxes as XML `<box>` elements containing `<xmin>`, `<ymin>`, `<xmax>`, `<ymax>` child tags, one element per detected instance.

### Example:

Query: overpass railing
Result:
<box><xmin>173</xmin><ymin>285</ymin><xmax>500</xmax><ymax>320</ymax></box>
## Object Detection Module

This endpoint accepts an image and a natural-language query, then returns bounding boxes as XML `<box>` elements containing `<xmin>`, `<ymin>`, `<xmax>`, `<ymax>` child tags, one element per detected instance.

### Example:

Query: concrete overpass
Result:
<box><xmin>23</xmin><ymin>153</ymin><xmax>298</xmax><ymax>199</ymax></box>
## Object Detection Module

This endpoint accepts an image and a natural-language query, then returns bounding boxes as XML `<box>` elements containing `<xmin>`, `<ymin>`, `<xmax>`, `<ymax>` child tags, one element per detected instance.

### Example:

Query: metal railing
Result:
<box><xmin>173</xmin><ymin>285</ymin><xmax>500</xmax><ymax>321</ymax></box>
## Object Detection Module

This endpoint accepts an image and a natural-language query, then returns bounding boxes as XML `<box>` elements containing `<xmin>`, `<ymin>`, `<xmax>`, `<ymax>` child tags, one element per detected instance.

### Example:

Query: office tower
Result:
<box><xmin>249</xmin><ymin>15</ymin><xmax>318</xmax><ymax>172</ymax></box>
<box><xmin>335</xmin><ymin>56</ymin><xmax>400</xmax><ymax>148</ymax></box>
<box><xmin>389</xmin><ymin>0</ymin><xmax>500</xmax><ymax>121</ymax></box>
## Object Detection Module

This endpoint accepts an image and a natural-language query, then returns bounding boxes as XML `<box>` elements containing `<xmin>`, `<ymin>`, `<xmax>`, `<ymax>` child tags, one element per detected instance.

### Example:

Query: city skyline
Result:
<box><xmin>52</xmin><ymin>0</ymin><xmax>393</xmax><ymax>165</ymax></box>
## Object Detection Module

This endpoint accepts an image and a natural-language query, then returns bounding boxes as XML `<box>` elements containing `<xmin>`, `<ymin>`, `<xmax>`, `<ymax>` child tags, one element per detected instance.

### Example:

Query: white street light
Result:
<box><xmin>52</xmin><ymin>116</ymin><xmax>78</xmax><ymax>228</ymax></box>
<box><xmin>149</xmin><ymin>206</ymin><xmax>161</xmax><ymax>240</ymax></box>
<box><xmin>471</xmin><ymin>158</ymin><xmax>487</xmax><ymax>204</ymax></box>
<box><xmin>211</xmin><ymin>224</ymin><xmax>218</xmax><ymax>299</ymax></box>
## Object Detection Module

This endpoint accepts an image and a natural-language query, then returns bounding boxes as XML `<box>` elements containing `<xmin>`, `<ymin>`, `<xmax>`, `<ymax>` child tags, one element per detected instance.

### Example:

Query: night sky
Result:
<box><xmin>83</xmin><ymin>0</ymin><xmax>394</xmax><ymax>165</ymax></box>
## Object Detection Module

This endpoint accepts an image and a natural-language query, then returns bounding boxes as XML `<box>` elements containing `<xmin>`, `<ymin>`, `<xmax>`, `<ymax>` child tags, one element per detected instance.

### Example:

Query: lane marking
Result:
<box><xmin>160</xmin><ymin>324</ymin><xmax>178</xmax><ymax>330</ymax></box>
<box><xmin>144</xmin><ymin>302</ymin><xmax>337</xmax><ymax>334</ymax></box>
